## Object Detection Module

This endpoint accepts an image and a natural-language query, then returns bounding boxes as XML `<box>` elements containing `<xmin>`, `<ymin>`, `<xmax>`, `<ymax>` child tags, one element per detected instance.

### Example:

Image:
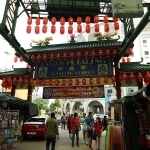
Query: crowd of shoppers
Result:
<box><xmin>44</xmin><ymin>112</ymin><xmax>108</xmax><ymax>150</ymax></box>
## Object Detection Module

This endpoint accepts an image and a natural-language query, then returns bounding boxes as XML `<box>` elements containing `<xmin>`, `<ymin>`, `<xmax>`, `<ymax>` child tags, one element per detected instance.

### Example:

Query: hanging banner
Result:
<box><xmin>36</xmin><ymin>57</ymin><xmax>112</xmax><ymax>78</ymax></box>
<box><xmin>42</xmin><ymin>86</ymin><xmax>104</xmax><ymax>99</ymax></box>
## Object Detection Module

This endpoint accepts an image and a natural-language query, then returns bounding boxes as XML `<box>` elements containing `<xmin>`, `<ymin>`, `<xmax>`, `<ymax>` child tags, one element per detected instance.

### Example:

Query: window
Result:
<box><xmin>143</xmin><ymin>40</ymin><xmax>147</xmax><ymax>44</ymax></box>
<box><xmin>144</xmin><ymin>51</ymin><xmax>149</xmax><ymax>55</ymax></box>
<box><xmin>107</xmin><ymin>89</ymin><xmax>112</xmax><ymax>93</ymax></box>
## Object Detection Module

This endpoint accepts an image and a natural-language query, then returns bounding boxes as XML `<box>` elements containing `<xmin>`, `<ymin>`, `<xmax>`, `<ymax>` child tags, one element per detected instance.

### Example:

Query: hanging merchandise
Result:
<box><xmin>36</xmin><ymin>78</ymin><xmax>40</xmax><ymax>85</ymax></box>
<box><xmin>27</xmin><ymin>17</ymin><xmax>32</xmax><ymax>25</ymax></box>
<box><xmin>77</xmin><ymin>16</ymin><xmax>82</xmax><ymax>24</ymax></box>
<box><xmin>112</xmin><ymin>49</ymin><xmax>117</xmax><ymax>57</ymax></box>
<box><xmin>77</xmin><ymin>51</ymin><xmax>81</xmax><ymax>59</ymax></box>
<box><xmin>77</xmin><ymin>24</ymin><xmax>82</xmax><ymax>33</ymax></box>
<box><xmin>104</xmin><ymin>15</ymin><xmax>108</xmax><ymax>23</ymax></box>
<box><xmin>114</xmin><ymin>22</ymin><xmax>119</xmax><ymax>30</ymax></box>
<box><xmin>51</xmin><ymin>17</ymin><xmax>56</xmax><ymax>25</ymax></box>
<box><xmin>35</xmin><ymin>17</ymin><xmax>40</xmax><ymax>25</ymax></box>
<box><xmin>31</xmin><ymin>55</ymin><xmax>35</xmax><ymax>62</ymax></box>
<box><xmin>37</xmin><ymin>54</ymin><xmax>41</xmax><ymax>61</ymax></box>
<box><xmin>106</xmin><ymin>49</ymin><xmax>110</xmax><ymax>57</ymax></box>
<box><xmin>51</xmin><ymin>25</ymin><xmax>56</xmax><ymax>34</ymax></box>
<box><xmin>50</xmin><ymin>53</ymin><xmax>54</xmax><ymax>61</ymax></box>
<box><xmin>99</xmin><ymin>50</ymin><xmax>103</xmax><ymax>57</ymax></box>
<box><xmin>24</xmin><ymin>77</ymin><xmax>28</xmax><ymax>84</ymax></box>
<box><xmin>60</xmin><ymin>25</ymin><xmax>65</xmax><ymax>34</ymax></box>
<box><xmin>60</xmin><ymin>17</ymin><xmax>65</xmax><ymax>25</ymax></box>
<box><xmin>94</xmin><ymin>15</ymin><xmax>99</xmax><ymax>23</ymax></box>
<box><xmin>42</xmin><ymin>25</ymin><xmax>47</xmax><ymax>33</ymax></box>
<box><xmin>14</xmin><ymin>56</ymin><xmax>18</xmax><ymax>63</ymax></box>
<box><xmin>95</xmin><ymin>24</ymin><xmax>99</xmax><ymax>32</ymax></box>
<box><xmin>91</xmin><ymin>50</ymin><xmax>95</xmax><ymax>58</ymax></box>
<box><xmin>86</xmin><ymin>24</ymin><xmax>90</xmax><ymax>33</ymax></box>
<box><xmin>85</xmin><ymin>16</ymin><xmax>90</xmax><ymax>24</ymax></box>
<box><xmin>26</xmin><ymin>25</ymin><xmax>31</xmax><ymax>34</ymax></box>
<box><xmin>20</xmin><ymin>56</ymin><xmax>24</xmax><ymax>62</ymax></box>
<box><xmin>35</xmin><ymin>26</ymin><xmax>40</xmax><ymax>34</ymax></box>
<box><xmin>68</xmin><ymin>17</ymin><xmax>73</xmax><ymax>25</ymax></box>
<box><xmin>104</xmin><ymin>23</ymin><xmax>109</xmax><ymax>32</ymax></box>
<box><xmin>68</xmin><ymin>25</ymin><xmax>73</xmax><ymax>34</ymax></box>
<box><xmin>43</xmin><ymin>17</ymin><xmax>48</xmax><ymax>25</ymax></box>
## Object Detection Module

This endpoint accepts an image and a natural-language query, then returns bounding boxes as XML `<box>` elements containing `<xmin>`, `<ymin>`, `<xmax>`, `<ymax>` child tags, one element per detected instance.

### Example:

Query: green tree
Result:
<box><xmin>38</xmin><ymin>102</ymin><xmax>44</xmax><ymax>110</ymax></box>
<box><xmin>50</xmin><ymin>102</ymin><xmax>56</xmax><ymax>112</ymax></box>
<box><xmin>49</xmin><ymin>99</ymin><xmax>61</xmax><ymax>112</ymax></box>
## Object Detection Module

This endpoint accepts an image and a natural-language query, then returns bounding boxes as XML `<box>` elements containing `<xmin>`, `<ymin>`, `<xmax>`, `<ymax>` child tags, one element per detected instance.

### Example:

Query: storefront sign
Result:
<box><xmin>42</xmin><ymin>86</ymin><xmax>104</xmax><ymax>99</ymax></box>
<box><xmin>36</xmin><ymin>57</ymin><xmax>112</xmax><ymax>78</ymax></box>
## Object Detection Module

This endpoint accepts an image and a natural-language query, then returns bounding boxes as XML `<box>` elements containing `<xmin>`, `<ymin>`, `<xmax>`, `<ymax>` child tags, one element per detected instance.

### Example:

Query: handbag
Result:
<box><xmin>92</xmin><ymin>131</ymin><xmax>96</xmax><ymax>140</ymax></box>
<box><xmin>76</xmin><ymin>125</ymin><xmax>81</xmax><ymax>131</ymax></box>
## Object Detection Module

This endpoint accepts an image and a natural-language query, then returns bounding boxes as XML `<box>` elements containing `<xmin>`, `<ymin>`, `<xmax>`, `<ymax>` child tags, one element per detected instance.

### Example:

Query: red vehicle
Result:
<box><xmin>21</xmin><ymin>116</ymin><xmax>49</xmax><ymax>140</ymax></box>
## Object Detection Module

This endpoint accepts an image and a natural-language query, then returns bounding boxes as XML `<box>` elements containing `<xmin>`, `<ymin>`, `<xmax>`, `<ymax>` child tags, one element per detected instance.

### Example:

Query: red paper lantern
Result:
<box><xmin>42</xmin><ymin>25</ymin><xmax>47</xmax><ymax>33</ymax></box>
<box><xmin>26</xmin><ymin>64</ymin><xmax>30</xmax><ymax>68</ymax></box>
<box><xmin>119</xmin><ymin>74</ymin><xmax>122</xmax><ymax>81</ymax></box>
<box><xmin>85</xmin><ymin>51</ymin><xmax>88</xmax><ymax>58</ymax></box>
<box><xmin>43</xmin><ymin>54</ymin><xmax>47</xmax><ymax>61</ymax></box>
<box><xmin>94</xmin><ymin>15</ymin><xmax>99</xmax><ymax>23</ymax></box>
<box><xmin>14</xmin><ymin>56</ymin><xmax>18</xmax><ymax>63</ymax></box>
<box><xmin>2</xmin><ymin>78</ymin><xmax>6</xmax><ymax>84</ymax></box>
<box><xmin>77</xmin><ymin>24</ymin><xmax>82</xmax><ymax>33</ymax></box>
<box><xmin>26</xmin><ymin>25</ymin><xmax>31</xmax><ymax>34</ymax></box>
<box><xmin>77</xmin><ymin>16</ymin><xmax>82</xmax><ymax>24</ymax></box>
<box><xmin>51</xmin><ymin>25</ymin><xmax>56</xmax><ymax>34</ymax></box>
<box><xmin>50</xmin><ymin>53</ymin><xmax>54</xmax><ymax>60</ymax></box>
<box><xmin>68</xmin><ymin>17</ymin><xmax>73</xmax><ymax>25</ymax></box>
<box><xmin>129</xmin><ymin>72</ymin><xmax>134</xmax><ymax>81</ymax></box>
<box><xmin>77</xmin><ymin>51</ymin><xmax>81</xmax><ymax>59</ymax></box>
<box><xmin>137</xmin><ymin>72</ymin><xmax>143</xmax><ymax>81</ymax></box>
<box><xmin>37</xmin><ymin>54</ymin><xmax>41</xmax><ymax>61</ymax></box>
<box><xmin>35</xmin><ymin>17</ymin><xmax>40</xmax><ymax>25</ymax></box>
<box><xmin>20</xmin><ymin>56</ymin><xmax>24</xmax><ymax>62</ymax></box>
<box><xmin>36</xmin><ymin>78</ymin><xmax>40</xmax><ymax>85</ymax></box>
<box><xmin>75</xmin><ymin>79</ymin><xmax>80</xmax><ymax>86</ymax></box>
<box><xmin>104</xmin><ymin>23</ymin><xmax>109</xmax><ymax>32</ymax></box>
<box><xmin>31</xmin><ymin>55</ymin><xmax>35</xmax><ymax>62</ymax></box>
<box><xmin>49</xmin><ymin>79</ymin><xmax>53</xmax><ymax>86</ymax></box>
<box><xmin>104</xmin><ymin>15</ymin><xmax>108</xmax><ymax>23</ymax></box>
<box><xmin>91</xmin><ymin>50</ymin><xmax>95</xmax><ymax>58</ymax></box>
<box><xmin>128</xmin><ymin>48</ymin><xmax>133</xmax><ymax>55</ymax></box>
<box><xmin>51</xmin><ymin>17</ymin><xmax>56</xmax><ymax>25</ymax></box>
<box><xmin>18</xmin><ymin>77</ymin><xmax>23</xmax><ymax>84</ymax></box>
<box><xmin>113</xmin><ymin>18</ymin><xmax>118</xmax><ymax>22</ymax></box>
<box><xmin>104</xmin><ymin>76</ymin><xmax>108</xmax><ymax>83</ymax></box>
<box><xmin>8</xmin><ymin>77</ymin><xmax>12</xmax><ymax>84</ymax></box>
<box><xmin>43</xmin><ymin>17</ymin><xmax>48</xmax><ymax>25</ymax></box>
<box><xmin>63</xmin><ymin>52</ymin><xmax>67</xmax><ymax>60</ymax></box>
<box><xmin>35</xmin><ymin>26</ymin><xmax>40</xmax><ymax>34</ymax></box>
<box><xmin>96</xmin><ymin>77</ymin><xmax>100</xmax><ymax>84</ymax></box>
<box><xmin>62</xmin><ymin>79</ymin><xmax>66</xmax><ymax>86</ymax></box>
<box><xmin>89</xmin><ymin>77</ymin><xmax>93</xmax><ymax>85</ymax></box>
<box><xmin>82</xmin><ymin>78</ymin><xmax>86</xmax><ymax>85</ymax></box>
<box><xmin>95</xmin><ymin>24</ymin><xmax>99</xmax><ymax>32</ymax></box>
<box><xmin>112</xmin><ymin>75</ymin><xmax>116</xmax><ymax>83</ymax></box>
<box><xmin>112</xmin><ymin>49</ymin><xmax>117</xmax><ymax>57</ymax></box>
<box><xmin>68</xmin><ymin>79</ymin><xmax>73</xmax><ymax>86</ymax></box>
<box><xmin>42</xmin><ymin>80</ymin><xmax>46</xmax><ymax>86</ymax></box>
<box><xmin>99</xmin><ymin>50</ymin><xmax>103</xmax><ymax>57</ymax></box>
<box><xmin>24</xmin><ymin>77</ymin><xmax>28</xmax><ymax>84</ymax></box>
<box><xmin>68</xmin><ymin>25</ymin><xmax>73</xmax><ymax>34</ymax></box>
<box><xmin>85</xmin><ymin>16</ymin><xmax>90</xmax><ymax>24</ymax></box>
<box><xmin>60</xmin><ymin>17</ymin><xmax>65</xmax><ymax>25</ymax></box>
<box><xmin>122</xmin><ymin>58</ymin><xmax>126</xmax><ymax>63</ymax></box>
<box><xmin>145</xmin><ymin>71</ymin><xmax>150</xmax><ymax>80</ymax></box>
<box><xmin>122</xmin><ymin>72</ymin><xmax>127</xmax><ymax>80</ymax></box>
<box><xmin>114</xmin><ymin>22</ymin><xmax>119</xmax><ymax>30</ymax></box>
<box><xmin>60</xmin><ymin>25</ymin><xmax>65</xmax><ymax>34</ymax></box>
<box><xmin>106</xmin><ymin>49</ymin><xmax>110</xmax><ymax>57</ymax></box>
<box><xmin>127</xmin><ymin>58</ymin><xmax>130</xmax><ymax>62</ymax></box>
<box><xmin>55</xmin><ymin>79</ymin><xmax>59</xmax><ymax>86</ymax></box>
<box><xmin>27</xmin><ymin>17</ymin><xmax>32</xmax><ymax>25</ymax></box>
<box><xmin>70</xmin><ymin>52</ymin><xmax>74</xmax><ymax>59</ymax></box>
<box><xmin>144</xmin><ymin>77</ymin><xmax>149</xmax><ymax>85</ymax></box>
<box><xmin>13</xmin><ymin>77</ymin><xmax>17</xmax><ymax>85</ymax></box>
<box><xmin>86</xmin><ymin>24</ymin><xmax>90</xmax><ymax>33</ymax></box>
<box><xmin>57</xmin><ymin>53</ymin><xmax>60</xmax><ymax>60</ymax></box>
<box><xmin>30</xmin><ymin>78</ymin><xmax>34</xmax><ymax>85</ymax></box>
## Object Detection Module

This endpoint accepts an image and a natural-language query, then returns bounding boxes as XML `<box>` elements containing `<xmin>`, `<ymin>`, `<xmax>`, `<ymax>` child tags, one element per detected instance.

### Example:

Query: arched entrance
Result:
<box><xmin>72</xmin><ymin>102</ymin><xmax>83</xmax><ymax>115</ymax></box>
<box><xmin>65</xmin><ymin>103</ymin><xmax>70</xmax><ymax>115</ymax></box>
<box><xmin>88</xmin><ymin>101</ymin><xmax>104</xmax><ymax>114</ymax></box>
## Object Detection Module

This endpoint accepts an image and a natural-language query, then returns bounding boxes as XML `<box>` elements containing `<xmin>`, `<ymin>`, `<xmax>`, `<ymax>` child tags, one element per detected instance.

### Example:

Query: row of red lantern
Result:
<box><xmin>30</xmin><ymin>49</ymin><xmax>117</xmax><ymax>62</ymax></box>
<box><xmin>122</xmin><ymin>57</ymin><xmax>131</xmax><ymax>63</ymax></box>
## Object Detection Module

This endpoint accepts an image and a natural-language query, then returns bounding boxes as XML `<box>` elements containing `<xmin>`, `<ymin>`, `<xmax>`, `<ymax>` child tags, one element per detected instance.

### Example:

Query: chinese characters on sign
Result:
<box><xmin>36</xmin><ymin>57</ymin><xmax>111</xmax><ymax>78</ymax></box>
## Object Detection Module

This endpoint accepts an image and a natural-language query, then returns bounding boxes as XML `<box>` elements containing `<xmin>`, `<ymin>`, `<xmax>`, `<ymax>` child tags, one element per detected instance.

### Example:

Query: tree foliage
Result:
<box><xmin>49</xmin><ymin>99</ymin><xmax>61</xmax><ymax>112</ymax></box>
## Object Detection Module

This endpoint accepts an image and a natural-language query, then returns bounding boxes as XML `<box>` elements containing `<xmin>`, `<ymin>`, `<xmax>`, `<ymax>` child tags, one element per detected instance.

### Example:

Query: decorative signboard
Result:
<box><xmin>42</xmin><ymin>86</ymin><xmax>104</xmax><ymax>99</ymax></box>
<box><xmin>36</xmin><ymin>57</ymin><xmax>112</xmax><ymax>78</ymax></box>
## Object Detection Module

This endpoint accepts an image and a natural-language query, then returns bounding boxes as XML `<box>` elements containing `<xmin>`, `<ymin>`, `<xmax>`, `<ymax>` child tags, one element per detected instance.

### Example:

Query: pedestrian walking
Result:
<box><xmin>85</xmin><ymin>112</ymin><xmax>95</xmax><ymax>150</ymax></box>
<box><xmin>93</xmin><ymin>117</ymin><xmax>103</xmax><ymax>150</ymax></box>
<box><xmin>68</xmin><ymin>114</ymin><xmax>73</xmax><ymax>138</ymax></box>
<box><xmin>102</xmin><ymin>116</ymin><xmax>108</xmax><ymax>131</ymax></box>
<box><xmin>71</xmin><ymin>113</ymin><xmax>80</xmax><ymax>147</ymax></box>
<box><xmin>44</xmin><ymin>112</ymin><xmax>59</xmax><ymax>150</ymax></box>
<box><xmin>80</xmin><ymin>113</ymin><xmax>88</xmax><ymax>145</ymax></box>
<box><xmin>61</xmin><ymin>113</ymin><xmax>66</xmax><ymax>130</ymax></box>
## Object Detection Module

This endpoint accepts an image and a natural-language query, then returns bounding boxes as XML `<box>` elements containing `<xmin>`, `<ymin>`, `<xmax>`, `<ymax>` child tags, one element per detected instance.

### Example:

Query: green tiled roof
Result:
<box><xmin>120</xmin><ymin>62</ymin><xmax>150</xmax><ymax>72</ymax></box>
<box><xmin>26</xmin><ymin>40</ymin><xmax>122</xmax><ymax>53</ymax></box>
<box><xmin>0</xmin><ymin>68</ymin><xmax>30</xmax><ymax>78</ymax></box>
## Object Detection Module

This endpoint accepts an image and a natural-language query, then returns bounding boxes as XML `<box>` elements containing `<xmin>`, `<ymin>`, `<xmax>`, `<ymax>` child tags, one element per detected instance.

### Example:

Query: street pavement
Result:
<box><xmin>17</xmin><ymin>126</ymin><xmax>106</xmax><ymax>150</ymax></box>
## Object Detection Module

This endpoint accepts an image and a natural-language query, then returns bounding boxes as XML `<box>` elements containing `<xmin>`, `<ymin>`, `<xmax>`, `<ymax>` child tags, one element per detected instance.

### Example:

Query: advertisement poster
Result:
<box><xmin>43</xmin><ymin>86</ymin><xmax>104</xmax><ymax>99</ymax></box>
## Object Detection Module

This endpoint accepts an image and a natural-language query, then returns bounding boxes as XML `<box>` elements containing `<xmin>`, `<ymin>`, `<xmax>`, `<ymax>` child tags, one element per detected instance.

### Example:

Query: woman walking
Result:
<box><xmin>93</xmin><ymin>117</ymin><xmax>103</xmax><ymax>150</ymax></box>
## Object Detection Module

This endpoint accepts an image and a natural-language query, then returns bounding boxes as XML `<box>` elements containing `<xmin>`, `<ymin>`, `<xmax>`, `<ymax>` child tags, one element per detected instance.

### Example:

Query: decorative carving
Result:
<box><xmin>30</xmin><ymin>37</ymin><xmax>53</xmax><ymax>47</ymax></box>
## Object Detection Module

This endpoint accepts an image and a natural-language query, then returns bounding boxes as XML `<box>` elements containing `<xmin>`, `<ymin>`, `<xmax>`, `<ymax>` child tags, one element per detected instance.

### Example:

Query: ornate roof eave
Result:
<box><xmin>24</xmin><ymin>40</ymin><xmax>123</xmax><ymax>54</ymax></box>
<box><xmin>0</xmin><ymin>68</ymin><xmax>30</xmax><ymax>78</ymax></box>
<box><xmin>120</xmin><ymin>58</ymin><xmax>150</xmax><ymax>73</ymax></box>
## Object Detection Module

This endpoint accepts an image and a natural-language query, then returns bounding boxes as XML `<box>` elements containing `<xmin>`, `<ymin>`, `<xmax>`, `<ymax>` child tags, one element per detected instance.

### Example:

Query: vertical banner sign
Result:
<box><xmin>105</xmin><ymin>95</ymin><xmax>110</xmax><ymax>115</ymax></box>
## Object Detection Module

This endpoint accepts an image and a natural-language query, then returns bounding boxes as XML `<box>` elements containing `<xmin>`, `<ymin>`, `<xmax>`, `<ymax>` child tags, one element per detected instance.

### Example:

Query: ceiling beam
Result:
<box><xmin>113</xmin><ymin>8</ymin><xmax>150</xmax><ymax>62</ymax></box>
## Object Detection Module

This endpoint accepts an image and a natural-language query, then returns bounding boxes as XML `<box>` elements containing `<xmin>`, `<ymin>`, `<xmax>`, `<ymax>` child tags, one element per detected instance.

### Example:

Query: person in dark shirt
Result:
<box><xmin>102</xmin><ymin>116</ymin><xmax>108</xmax><ymax>131</ymax></box>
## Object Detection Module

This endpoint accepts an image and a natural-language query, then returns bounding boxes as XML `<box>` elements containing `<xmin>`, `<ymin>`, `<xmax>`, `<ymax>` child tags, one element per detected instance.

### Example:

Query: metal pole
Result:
<box><xmin>114</xmin><ymin>8</ymin><xmax>150</xmax><ymax>62</ymax></box>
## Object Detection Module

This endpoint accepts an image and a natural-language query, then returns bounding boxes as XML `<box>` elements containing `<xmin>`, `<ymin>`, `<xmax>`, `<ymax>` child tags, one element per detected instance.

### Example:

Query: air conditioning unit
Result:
<box><xmin>111</xmin><ymin>0</ymin><xmax>144</xmax><ymax>18</ymax></box>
